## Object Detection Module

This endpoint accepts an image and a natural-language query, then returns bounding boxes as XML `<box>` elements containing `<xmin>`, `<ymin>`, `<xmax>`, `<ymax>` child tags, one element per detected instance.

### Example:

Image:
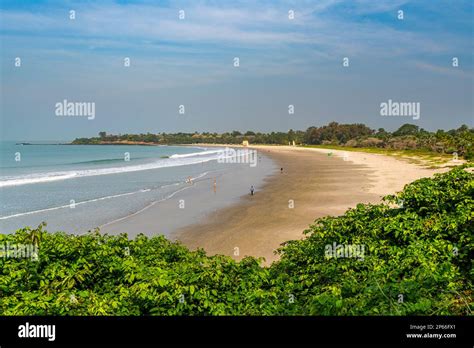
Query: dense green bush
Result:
<box><xmin>0</xmin><ymin>166</ymin><xmax>472</xmax><ymax>315</ymax></box>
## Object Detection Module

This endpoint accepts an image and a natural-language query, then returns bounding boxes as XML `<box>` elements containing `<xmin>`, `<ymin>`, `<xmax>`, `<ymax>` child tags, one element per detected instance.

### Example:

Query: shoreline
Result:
<box><xmin>99</xmin><ymin>149</ymin><xmax>277</xmax><ymax>239</ymax></box>
<box><xmin>172</xmin><ymin>145</ymin><xmax>449</xmax><ymax>265</ymax></box>
<box><xmin>1</xmin><ymin>142</ymin><xmax>455</xmax><ymax>263</ymax></box>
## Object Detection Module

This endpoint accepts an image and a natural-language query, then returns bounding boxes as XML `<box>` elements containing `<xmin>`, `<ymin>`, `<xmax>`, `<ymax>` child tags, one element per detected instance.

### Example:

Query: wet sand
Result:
<box><xmin>100</xmin><ymin>152</ymin><xmax>276</xmax><ymax>238</ymax></box>
<box><xmin>173</xmin><ymin>146</ymin><xmax>445</xmax><ymax>265</ymax></box>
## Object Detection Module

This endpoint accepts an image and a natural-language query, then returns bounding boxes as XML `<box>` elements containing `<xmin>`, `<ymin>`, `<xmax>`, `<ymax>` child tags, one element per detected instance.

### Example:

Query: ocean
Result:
<box><xmin>0</xmin><ymin>142</ymin><xmax>274</xmax><ymax>235</ymax></box>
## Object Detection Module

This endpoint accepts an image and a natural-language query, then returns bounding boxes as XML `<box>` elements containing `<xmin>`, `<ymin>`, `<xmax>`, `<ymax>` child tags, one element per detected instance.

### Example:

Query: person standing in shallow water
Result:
<box><xmin>250</xmin><ymin>185</ymin><xmax>254</xmax><ymax>196</ymax></box>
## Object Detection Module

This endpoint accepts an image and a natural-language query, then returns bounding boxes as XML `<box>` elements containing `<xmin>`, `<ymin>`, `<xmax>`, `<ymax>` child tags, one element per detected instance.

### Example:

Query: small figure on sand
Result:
<box><xmin>280</xmin><ymin>167</ymin><xmax>283</xmax><ymax>174</ymax></box>
<box><xmin>213</xmin><ymin>178</ymin><xmax>217</xmax><ymax>193</ymax></box>
<box><xmin>250</xmin><ymin>185</ymin><xmax>254</xmax><ymax>196</ymax></box>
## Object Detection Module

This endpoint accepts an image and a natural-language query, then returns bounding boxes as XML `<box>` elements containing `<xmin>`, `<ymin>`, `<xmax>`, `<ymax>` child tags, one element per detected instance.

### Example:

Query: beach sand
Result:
<box><xmin>173</xmin><ymin>145</ymin><xmax>447</xmax><ymax>265</ymax></box>
<box><xmin>99</xmin><ymin>151</ymin><xmax>277</xmax><ymax>238</ymax></box>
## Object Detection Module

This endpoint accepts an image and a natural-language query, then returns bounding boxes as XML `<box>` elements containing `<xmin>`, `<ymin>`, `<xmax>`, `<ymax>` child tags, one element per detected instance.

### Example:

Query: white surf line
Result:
<box><xmin>0</xmin><ymin>171</ymin><xmax>211</xmax><ymax>221</ymax></box>
<box><xmin>0</xmin><ymin>190</ymin><xmax>145</xmax><ymax>220</ymax></box>
<box><xmin>0</xmin><ymin>184</ymin><xmax>177</xmax><ymax>221</ymax></box>
<box><xmin>98</xmin><ymin>171</ymin><xmax>211</xmax><ymax>228</ymax></box>
<box><xmin>98</xmin><ymin>185</ymin><xmax>193</xmax><ymax>228</ymax></box>
<box><xmin>169</xmin><ymin>149</ymin><xmax>224</xmax><ymax>158</ymax></box>
<box><xmin>0</xmin><ymin>152</ymin><xmax>222</xmax><ymax>188</ymax></box>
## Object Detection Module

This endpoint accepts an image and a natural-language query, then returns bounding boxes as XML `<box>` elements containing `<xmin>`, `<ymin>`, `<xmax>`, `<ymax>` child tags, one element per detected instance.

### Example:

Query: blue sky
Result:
<box><xmin>1</xmin><ymin>0</ymin><xmax>473</xmax><ymax>140</ymax></box>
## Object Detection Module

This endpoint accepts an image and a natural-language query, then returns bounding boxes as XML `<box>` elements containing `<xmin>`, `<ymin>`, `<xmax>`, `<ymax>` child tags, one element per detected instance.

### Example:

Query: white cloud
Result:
<box><xmin>1</xmin><ymin>0</ymin><xmax>471</xmax><ymax>86</ymax></box>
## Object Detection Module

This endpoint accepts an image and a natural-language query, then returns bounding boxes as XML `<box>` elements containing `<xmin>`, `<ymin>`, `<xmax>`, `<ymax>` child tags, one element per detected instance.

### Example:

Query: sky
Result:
<box><xmin>0</xmin><ymin>0</ymin><xmax>473</xmax><ymax>141</ymax></box>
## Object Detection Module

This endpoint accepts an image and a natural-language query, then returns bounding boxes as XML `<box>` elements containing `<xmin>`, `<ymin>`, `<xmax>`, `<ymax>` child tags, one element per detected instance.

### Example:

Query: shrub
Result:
<box><xmin>0</xmin><ymin>166</ymin><xmax>472</xmax><ymax>315</ymax></box>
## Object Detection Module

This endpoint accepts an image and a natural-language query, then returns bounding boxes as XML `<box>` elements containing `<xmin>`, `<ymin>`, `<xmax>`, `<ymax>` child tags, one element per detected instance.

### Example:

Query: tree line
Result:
<box><xmin>72</xmin><ymin>122</ymin><xmax>474</xmax><ymax>159</ymax></box>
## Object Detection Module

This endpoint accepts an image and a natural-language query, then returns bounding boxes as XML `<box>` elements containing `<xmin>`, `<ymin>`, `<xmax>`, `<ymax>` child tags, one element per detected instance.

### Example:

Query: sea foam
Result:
<box><xmin>0</xmin><ymin>150</ymin><xmax>222</xmax><ymax>188</ymax></box>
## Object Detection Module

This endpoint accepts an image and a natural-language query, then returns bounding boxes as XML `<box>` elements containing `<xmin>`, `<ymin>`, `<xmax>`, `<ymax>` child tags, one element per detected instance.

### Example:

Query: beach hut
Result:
<box><xmin>242</xmin><ymin>140</ymin><xmax>249</xmax><ymax>147</ymax></box>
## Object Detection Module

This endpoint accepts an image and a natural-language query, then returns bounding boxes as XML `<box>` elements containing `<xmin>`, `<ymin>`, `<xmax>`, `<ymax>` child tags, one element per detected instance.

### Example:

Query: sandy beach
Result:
<box><xmin>173</xmin><ymin>145</ymin><xmax>448</xmax><ymax>265</ymax></box>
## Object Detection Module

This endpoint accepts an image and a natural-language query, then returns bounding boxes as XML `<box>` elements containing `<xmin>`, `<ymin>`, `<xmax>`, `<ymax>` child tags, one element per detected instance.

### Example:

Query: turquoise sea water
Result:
<box><xmin>0</xmin><ymin>141</ymin><xmax>272</xmax><ymax>234</ymax></box>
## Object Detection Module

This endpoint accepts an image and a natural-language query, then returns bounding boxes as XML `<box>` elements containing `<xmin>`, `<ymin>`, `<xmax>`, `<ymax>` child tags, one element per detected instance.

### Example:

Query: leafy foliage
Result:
<box><xmin>304</xmin><ymin>123</ymin><xmax>473</xmax><ymax>159</ymax></box>
<box><xmin>1</xmin><ymin>167</ymin><xmax>472</xmax><ymax>315</ymax></box>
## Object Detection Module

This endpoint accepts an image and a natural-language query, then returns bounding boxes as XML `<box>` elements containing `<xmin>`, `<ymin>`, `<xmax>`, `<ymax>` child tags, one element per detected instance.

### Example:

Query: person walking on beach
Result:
<box><xmin>250</xmin><ymin>185</ymin><xmax>254</xmax><ymax>196</ymax></box>
<box><xmin>280</xmin><ymin>167</ymin><xmax>283</xmax><ymax>174</ymax></box>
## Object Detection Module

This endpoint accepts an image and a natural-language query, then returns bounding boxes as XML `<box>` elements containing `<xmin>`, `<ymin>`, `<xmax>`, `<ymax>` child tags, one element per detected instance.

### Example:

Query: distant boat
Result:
<box><xmin>16</xmin><ymin>142</ymin><xmax>32</xmax><ymax>145</ymax></box>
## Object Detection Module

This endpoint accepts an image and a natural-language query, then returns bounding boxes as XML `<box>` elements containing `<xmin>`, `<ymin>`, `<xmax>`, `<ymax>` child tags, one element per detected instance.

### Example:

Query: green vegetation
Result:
<box><xmin>303</xmin><ymin>123</ymin><xmax>473</xmax><ymax>160</ymax></box>
<box><xmin>0</xmin><ymin>166</ymin><xmax>472</xmax><ymax>315</ymax></box>
<box><xmin>72</xmin><ymin>122</ymin><xmax>474</xmax><ymax>160</ymax></box>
